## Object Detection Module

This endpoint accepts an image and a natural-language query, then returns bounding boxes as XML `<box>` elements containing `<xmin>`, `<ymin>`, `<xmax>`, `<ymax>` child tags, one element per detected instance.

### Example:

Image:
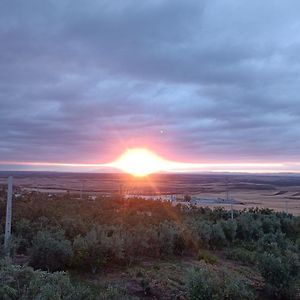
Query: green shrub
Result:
<box><xmin>296</xmin><ymin>238</ymin><xmax>300</xmax><ymax>252</ymax></box>
<box><xmin>29</xmin><ymin>230</ymin><xmax>73</xmax><ymax>271</ymax></box>
<box><xmin>72</xmin><ymin>228</ymin><xmax>107</xmax><ymax>274</ymax></box>
<box><xmin>187</xmin><ymin>265</ymin><xmax>219</xmax><ymax>300</ymax></box>
<box><xmin>211</xmin><ymin>223</ymin><xmax>227</xmax><ymax>249</ymax></box>
<box><xmin>257</xmin><ymin>232</ymin><xmax>287</xmax><ymax>254</ymax></box>
<box><xmin>0</xmin><ymin>234</ymin><xmax>19</xmax><ymax>258</ymax></box>
<box><xmin>220</xmin><ymin>219</ymin><xmax>237</xmax><ymax>243</ymax></box>
<box><xmin>61</xmin><ymin>216</ymin><xmax>88</xmax><ymax>241</ymax></box>
<box><xmin>221</xmin><ymin>269</ymin><xmax>255</xmax><ymax>300</ymax></box>
<box><xmin>236</xmin><ymin>214</ymin><xmax>263</xmax><ymax>241</ymax></box>
<box><xmin>100</xmin><ymin>285</ymin><xmax>137</xmax><ymax>300</ymax></box>
<box><xmin>197</xmin><ymin>250</ymin><xmax>218</xmax><ymax>264</ymax></box>
<box><xmin>226</xmin><ymin>247</ymin><xmax>256</xmax><ymax>265</ymax></box>
<box><xmin>258</xmin><ymin>252</ymin><xmax>300</xmax><ymax>299</ymax></box>
<box><xmin>158</xmin><ymin>222</ymin><xmax>177</xmax><ymax>256</ymax></box>
<box><xmin>187</xmin><ymin>264</ymin><xmax>254</xmax><ymax>300</ymax></box>
<box><xmin>140</xmin><ymin>279</ymin><xmax>151</xmax><ymax>296</ymax></box>
<box><xmin>14</xmin><ymin>218</ymin><xmax>34</xmax><ymax>253</ymax></box>
<box><xmin>173</xmin><ymin>233</ymin><xmax>185</xmax><ymax>255</ymax></box>
<box><xmin>261</xmin><ymin>215</ymin><xmax>281</xmax><ymax>234</ymax></box>
<box><xmin>196</xmin><ymin>221</ymin><xmax>212</xmax><ymax>246</ymax></box>
<box><xmin>279</xmin><ymin>216</ymin><xmax>299</xmax><ymax>239</ymax></box>
<box><xmin>0</xmin><ymin>258</ymin><xmax>95</xmax><ymax>300</ymax></box>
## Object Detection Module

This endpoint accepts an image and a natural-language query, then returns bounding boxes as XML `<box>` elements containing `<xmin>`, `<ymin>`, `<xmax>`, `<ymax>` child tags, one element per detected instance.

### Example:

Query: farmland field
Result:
<box><xmin>0</xmin><ymin>171</ymin><xmax>299</xmax><ymax>215</ymax></box>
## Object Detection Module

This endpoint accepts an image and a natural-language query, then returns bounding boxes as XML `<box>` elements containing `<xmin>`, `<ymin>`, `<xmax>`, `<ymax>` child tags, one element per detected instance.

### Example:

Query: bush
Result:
<box><xmin>0</xmin><ymin>234</ymin><xmax>19</xmax><ymax>258</ymax></box>
<box><xmin>187</xmin><ymin>264</ymin><xmax>254</xmax><ymax>300</ymax></box>
<box><xmin>29</xmin><ymin>230</ymin><xmax>73</xmax><ymax>271</ymax></box>
<box><xmin>210</xmin><ymin>223</ymin><xmax>227</xmax><ymax>249</ymax></box>
<box><xmin>187</xmin><ymin>265</ymin><xmax>219</xmax><ymax>300</ymax></box>
<box><xmin>2</xmin><ymin>194</ymin><xmax>299</xmax><ymax>299</ymax></box>
<box><xmin>100</xmin><ymin>285</ymin><xmax>138</xmax><ymax>300</ymax></box>
<box><xmin>257</xmin><ymin>232</ymin><xmax>287</xmax><ymax>254</ymax></box>
<box><xmin>196</xmin><ymin>221</ymin><xmax>213</xmax><ymax>248</ymax></box>
<box><xmin>296</xmin><ymin>238</ymin><xmax>300</xmax><ymax>252</ymax></box>
<box><xmin>158</xmin><ymin>222</ymin><xmax>177</xmax><ymax>256</ymax></box>
<box><xmin>279</xmin><ymin>215</ymin><xmax>299</xmax><ymax>239</ymax></box>
<box><xmin>226</xmin><ymin>248</ymin><xmax>256</xmax><ymax>265</ymax></box>
<box><xmin>261</xmin><ymin>215</ymin><xmax>281</xmax><ymax>234</ymax></box>
<box><xmin>0</xmin><ymin>258</ymin><xmax>95</xmax><ymax>300</ymax></box>
<box><xmin>236</xmin><ymin>214</ymin><xmax>263</xmax><ymax>241</ymax></box>
<box><xmin>72</xmin><ymin>228</ymin><xmax>107</xmax><ymax>274</ymax></box>
<box><xmin>194</xmin><ymin>221</ymin><xmax>227</xmax><ymax>250</ymax></box>
<box><xmin>197</xmin><ymin>250</ymin><xmax>218</xmax><ymax>264</ymax></box>
<box><xmin>61</xmin><ymin>216</ymin><xmax>88</xmax><ymax>241</ymax></box>
<box><xmin>221</xmin><ymin>269</ymin><xmax>255</xmax><ymax>300</ymax></box>
<box><xmin>220</xmin><ymin>219</ymin><xmax>237</xmax><ymax>243</ymax></box>
<box><xmin>14</xmin><ymin>218</ymin><xmax>34</xmax><ymax>253</ymax></box>
<box><xmin>173</xmin><ymin>233</ymin><xmax>185</xmax><ymax>255</ymax></box>
<box><xmin>258</xmin><ymin>252</ymin><xmax>300</xmax><ymax>299</ymax></box>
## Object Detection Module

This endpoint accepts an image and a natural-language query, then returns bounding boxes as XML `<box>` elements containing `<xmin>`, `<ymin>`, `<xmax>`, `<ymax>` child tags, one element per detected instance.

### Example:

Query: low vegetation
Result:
<box><xmin>187</xmin><ymin>263</ymin><xmax>255</xmax><ymax>300</ymax></box>
<box><xmin>0</xmin><ymin>258</ymin><xmax>95</xmax><ymax>300</ymax></box>
<box><xmin>0</xmin><ymin>193</ymin><xmax>299</xmax><ymax>299</ymax></box>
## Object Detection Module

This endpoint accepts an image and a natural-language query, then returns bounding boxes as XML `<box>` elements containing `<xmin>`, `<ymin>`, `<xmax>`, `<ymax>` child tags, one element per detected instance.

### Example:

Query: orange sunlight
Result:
<box><xmin>109</xmin><ymin>148</ymin><xmax>169</xmax><ymax>177</ymax></box>
<box><xmin>0</xmin><ymin>148</ymin><xmax>295</xmax><ymax>174</ymax></box>
<box><xmin>108</xmin><ymin>148</ymin><xmax>286</xmax><ymax>176</ymax></box>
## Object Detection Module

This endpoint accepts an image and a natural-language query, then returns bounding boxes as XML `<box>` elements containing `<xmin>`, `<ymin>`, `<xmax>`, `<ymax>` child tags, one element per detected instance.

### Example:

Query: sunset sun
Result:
<box><xmin>111</xmin><ymin>148</ymin><xmax>168</xmax><ymax>177</ymax></box>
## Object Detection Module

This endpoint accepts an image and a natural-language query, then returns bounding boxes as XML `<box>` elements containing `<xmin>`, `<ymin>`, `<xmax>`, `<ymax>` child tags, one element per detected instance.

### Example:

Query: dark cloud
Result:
<box><xmin>0</xmin><ymin>0</ymin><xmax>300</xmax><ymax>168</ymax></box>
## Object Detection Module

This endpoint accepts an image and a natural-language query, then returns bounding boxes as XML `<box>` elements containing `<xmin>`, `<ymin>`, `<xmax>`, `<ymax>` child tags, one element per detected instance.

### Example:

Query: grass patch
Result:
<box><xmin>197</xmin><ymin>250</ymin><xmax>218</xmax><ymax>264</ymax></box>
<box><xmin>226</xmin><ymin>247</ymin><xmax>256</xmax><ymax>265</ymax></box>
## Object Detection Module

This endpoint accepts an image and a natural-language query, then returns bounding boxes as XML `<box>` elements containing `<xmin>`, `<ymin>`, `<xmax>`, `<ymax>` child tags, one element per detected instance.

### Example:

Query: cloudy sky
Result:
<box><xmin>1</xmin><ymin>0</ymin><xmax>300</xmax><ymax>172</ymax></box>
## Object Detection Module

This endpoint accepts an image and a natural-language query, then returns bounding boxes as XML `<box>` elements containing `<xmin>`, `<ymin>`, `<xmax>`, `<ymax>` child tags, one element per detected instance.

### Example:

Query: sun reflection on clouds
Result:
<box><xmin>0</xmin><ymin>148</ymin><xmax>298</xmax><ymax>174</ymax></box>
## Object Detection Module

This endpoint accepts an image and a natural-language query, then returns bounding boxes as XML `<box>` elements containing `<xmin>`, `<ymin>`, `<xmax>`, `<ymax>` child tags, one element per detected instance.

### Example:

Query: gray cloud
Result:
<box><xmin>0</xmin><ymin>0</ymin><xmax>300</xmax><ymax>167</ymax></box>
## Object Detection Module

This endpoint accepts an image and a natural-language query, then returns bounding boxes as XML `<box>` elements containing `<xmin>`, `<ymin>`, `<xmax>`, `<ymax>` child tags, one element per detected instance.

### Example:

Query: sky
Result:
<box><xmin>1</xmin><ymin>0</ymin><xmax>300</xmax><ymax>173</ymax></box>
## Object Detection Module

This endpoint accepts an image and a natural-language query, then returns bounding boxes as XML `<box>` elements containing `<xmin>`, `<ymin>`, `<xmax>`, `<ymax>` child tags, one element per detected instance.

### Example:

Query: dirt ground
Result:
<box><xmin>75</xmin><ymin>254</ymin><xmax>266</xmax><ymax>300</ymax></box>
<box><xmin>191</xmin><ymin>189</ymin><xmax>300</xmax><ymax>215</ymax></box>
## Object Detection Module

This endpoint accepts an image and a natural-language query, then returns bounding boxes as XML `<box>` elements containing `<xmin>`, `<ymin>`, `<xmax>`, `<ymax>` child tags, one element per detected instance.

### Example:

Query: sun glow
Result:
<box><xmin>110</xmin><ymin>148</ymin><xmax>168</xmax><ymax>177</ymax></box>
<box><xmin>0</xmin><ymin>151</ymin><xmax>294</xmax><ymax>174</ymax></box>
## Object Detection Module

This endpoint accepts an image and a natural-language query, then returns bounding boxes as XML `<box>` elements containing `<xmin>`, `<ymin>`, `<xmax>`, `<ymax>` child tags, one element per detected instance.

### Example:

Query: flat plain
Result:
<box><xmin>0</xmin><ymin>171</ymin><xmax>299</xmax><ymax>215</ymax></box>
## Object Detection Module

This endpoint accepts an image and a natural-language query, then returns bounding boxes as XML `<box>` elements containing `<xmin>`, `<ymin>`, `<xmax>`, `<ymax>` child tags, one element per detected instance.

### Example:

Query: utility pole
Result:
<box><xmin>119</xmin><ymin>184</ymin><xmax>123</xmax><ymax>198</ymax></box>
<box><xmin>226</xmin><ymin>178</ymin><xmax>233</xmax><ymax>220</ymax></box>
<box><xmin>4</xmin><ymin>176</ymin><xmax>13</xmax><ymax>256</ymax></box>
<box><xmin>80</xmin><ymin>181</ymin><xmax>84</xmax><ymax>200</ymax></box>
<box><xmin>285</xmin><ymin>200</ymin><xmax>288</xmax><ymax>214</ymax></box>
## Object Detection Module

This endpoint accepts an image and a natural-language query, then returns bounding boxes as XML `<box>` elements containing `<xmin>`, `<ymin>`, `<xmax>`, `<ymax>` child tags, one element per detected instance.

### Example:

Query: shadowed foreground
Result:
<box><xmin>0</xmin><ymin>194</ymin><xmax>299</xmax><ymax>299</ymax></box>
